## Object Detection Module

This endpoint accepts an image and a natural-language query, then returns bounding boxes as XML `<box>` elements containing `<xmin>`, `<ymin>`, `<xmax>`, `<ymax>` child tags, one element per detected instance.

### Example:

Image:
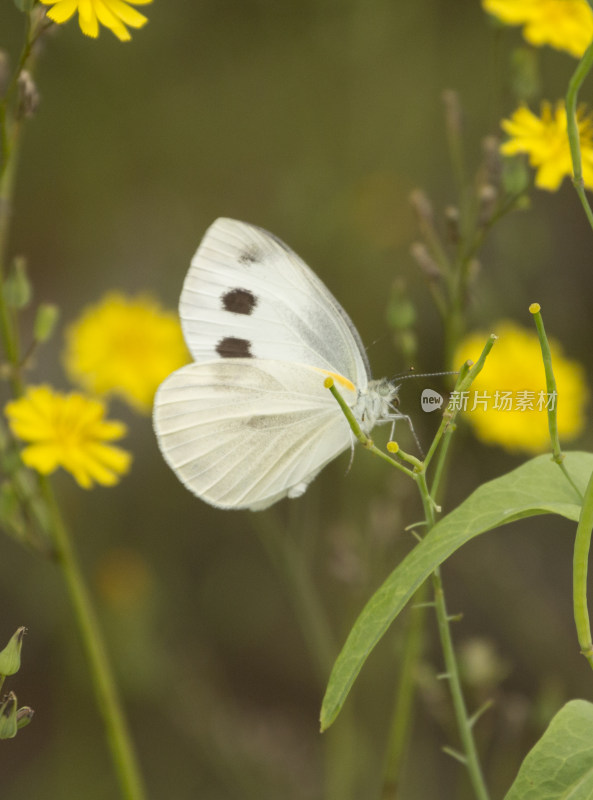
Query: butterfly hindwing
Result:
<box><xmin>153</xmin><ymin>359</ymin><xmax>357</xmax><ymax>510</ymax></box>
<box><xmin>179</xmin><ymin>218</ymin><xmax>371</xmax><ymax>388</ymax></box>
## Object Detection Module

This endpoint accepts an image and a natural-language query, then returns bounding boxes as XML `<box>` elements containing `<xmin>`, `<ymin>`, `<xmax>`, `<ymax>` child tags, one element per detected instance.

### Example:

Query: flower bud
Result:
<box><xmin>4</xmin><ymin>257</ymin><xmax>31</xmax><ymax>309</ymax></box>
<box><xmin>510</xmin><ymin>47</ymin><xmax>541</xmax><ymax>103</ymax></box>
<box><xmin>16</xmin><ymin>705</ymin><xmax>34</xmax><ymax>730</ymax></box>
<box><xmin>444</xmin><ymin>205</ymin><xmax>460</xmax><ymax>245</ymax></box>
<box><xmin>409</xmin><ymin>189</ymin><xmax>434</xmax><ymax>229</ymax></box>
<box><xmin>442</xmin><ymin>89</ymin><xmax>463</xmax><ymax>138</ymax></box>
<box><xmin>386</xmin><ymin>279</ymin><xmax>416</xmax><ymax>330</ymax></box>
<box><xmin>17</xmin><ymin>70</ymin><xmax>40</xmax><ymax>119</ymax></box>
<box><xmin>0</xmin><ymin>51</ymin><xmax>9</xmax><ymax>97</ymax></box>
<box><xmin>410</xmin><ymin>242</ymin><xmax>441</xmax><ymax>281</ymax></box>
<box><xmin>477</xmin><ymin>184</ymin><xmax>498</xmax><ymax>226</ymax></box>
<box><xmin>480</xmin><ymin>136</ymin><xmax>503</xmax><ymax>189</ymax></box>
<box><xmin>386</xmin><ymin>279</ymin><xmax>417</xmax><ymax>362</ymax></box>
<box><xmin>502</xmin><ymin>155</ymin><xmax>531</xmax><ymax>196</ymax></box>
<box><xmin>0</xmin><ymin>692</ymin><xmax>18</xmax><ymax>739</ymax></box>
<box><xmin>34</xmin><ymin>303</ymin><xmax>59</xmax><ymax>343</ymax></box>
<box><xmin>0</xmin><ymin>627</ymin><xmax>26</xmax><ymax>676</ymax></box>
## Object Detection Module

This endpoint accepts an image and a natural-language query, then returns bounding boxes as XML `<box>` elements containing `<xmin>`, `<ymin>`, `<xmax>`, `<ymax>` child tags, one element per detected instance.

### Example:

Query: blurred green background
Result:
<box><xmin>1</xmin><ymin>1</ymin><xmax>593</xmax><ymax>798</ymax></box>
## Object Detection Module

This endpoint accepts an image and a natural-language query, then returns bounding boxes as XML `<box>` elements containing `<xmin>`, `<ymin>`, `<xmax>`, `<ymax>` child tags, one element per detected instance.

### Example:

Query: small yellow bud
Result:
<box><xmin>324</xmin><ymin>377</ymin><xmax>334</xmax><ymax>389</ymax></box>
<box><xmin>529</xmin><ymin>303</ymin><xmax>541</xmax><ymax>314</ymax></box>
<box><xmin>386</xmin><ymin>441</ymin><xmax>399</xmax><ymax>453</ymax></box>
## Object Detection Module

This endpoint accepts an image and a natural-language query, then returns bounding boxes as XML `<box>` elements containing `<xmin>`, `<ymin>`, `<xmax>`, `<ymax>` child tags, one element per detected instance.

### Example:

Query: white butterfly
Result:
<box><xmin>153</xmin><ymin>218</ymin><xmax>400</xmax><ymax>511</ymax></box>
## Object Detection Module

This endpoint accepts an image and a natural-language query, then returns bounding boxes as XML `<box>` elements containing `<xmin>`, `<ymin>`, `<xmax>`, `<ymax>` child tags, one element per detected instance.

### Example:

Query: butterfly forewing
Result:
<box><xmin>179</xmin><ymin>218</ymin><xmax>371</xmax><ymax>389</ymax></box>
<box><xmin>154</xmin><ymin>359</ymin><xmax>356</xmax><ymax>510</ymax></box>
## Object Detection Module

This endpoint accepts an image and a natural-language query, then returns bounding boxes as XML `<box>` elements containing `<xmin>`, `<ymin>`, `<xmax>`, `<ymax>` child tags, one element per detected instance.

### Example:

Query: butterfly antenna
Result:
<box><xmin>392</xmin><ymin>369</ymin><xmax>459</xmax><ymax>382</ymax></box>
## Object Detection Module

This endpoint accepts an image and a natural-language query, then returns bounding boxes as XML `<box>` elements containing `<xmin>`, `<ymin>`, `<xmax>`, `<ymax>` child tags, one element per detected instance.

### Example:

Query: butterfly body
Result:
<box><xmin>153</xmin><ymin>218</ymin><xmax>400</xmax><ymax>510</ymax></box>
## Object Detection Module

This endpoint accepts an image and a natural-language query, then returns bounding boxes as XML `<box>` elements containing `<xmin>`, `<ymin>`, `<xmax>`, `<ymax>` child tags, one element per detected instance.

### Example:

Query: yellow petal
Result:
<box><xmin>102</xmin><ymin>0</ymin><xmax>149</xmax><ymax>28</ymax></box>
<box><xmin>482</xmin><ymin>0</ymin><xmax>534</xmax><ymax>25</ymax></box>
<box><xmin>87</xmin><ymin>442</ymin><xmax>132</xmax><ymax>473</ymax></box>
<box><xmin>20</xmin><ymin>444</ymin><xmax>61</xmax><ymax>475</ymax></box>
<box><xmin>533</xmin><ymin>161</ymin><xmax>565</xmax><ymax>190</ymax></box>
<box><xmin>76</xmin><ymin>0</ymin><xmax>100</xmax><ymax>38</ymax></box>
<box><xmin>94</xmin><ymin>0</ymin><xmax>132</xmax><ymax>40</ymax></box>
<box><xmin>42</xmin><ymin>0</ymin><xmax>79</xmax><ymax>23</ymax></box>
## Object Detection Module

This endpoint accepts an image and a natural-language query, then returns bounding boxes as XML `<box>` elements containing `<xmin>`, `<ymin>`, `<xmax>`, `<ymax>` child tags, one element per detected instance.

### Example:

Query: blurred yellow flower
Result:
<box><xmin>40</xmin><ymin>0</ymin><xmax>153</xmax><ymax>42</ymax></box>
<box><xmin>500</xmin><ymin>101</ymin><xmax>593</xmax><ymax>190</ymax></box>
<box><xmin>482</xmin><ymin>0</ymin><xmax>593</xmax><ymax>57</ymax></box>
<box><xmin>453</xmin><ymin>322</ymin><xmax>587</xmax><ymax>454</ymax></box>
<box><xmin>5</xmin><ymin>386</ymin><xmax>131</xmax><ymax>488</ymax></box>
<box><xmin>64</xmin><ymin>293</ymin><xmax>189</xmax><ymax>414</ymax></box>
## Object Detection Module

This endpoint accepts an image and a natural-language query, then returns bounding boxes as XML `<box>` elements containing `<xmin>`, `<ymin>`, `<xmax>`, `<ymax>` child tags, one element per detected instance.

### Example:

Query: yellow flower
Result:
<box><xmin>500</xmin><ymin>101</ymin><xmax>593</xmax><ymax>190</ymax></box>
<box><xmin>39</xmin><ymin>0</ymin><xmax>153</xmax><ymax>42</ymax></box>
<box><xmin>454</xmin><ymin>322</ymin><xmax>587</xmax><ymax>454</ymax></box>
<box><xmin>482</xmin><ymin>0</ymin><xmax>593</xmax><ymax>58</ymax></box>
<box><xmin>64</xmin><ymin>293</ymin><xmax>189</xmax><ymax>414</ymax></box>
<box><xmin>5</xmin><ymin>386</ymin><xmax>131</xmax><ymax>488</ymax></box>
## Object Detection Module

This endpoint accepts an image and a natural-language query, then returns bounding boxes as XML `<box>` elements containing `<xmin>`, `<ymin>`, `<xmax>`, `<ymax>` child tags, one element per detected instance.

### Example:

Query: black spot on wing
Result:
<box><xmin>216</xmin><ymin>337</ymin><xmax>253</xmax><ymax>358</ymax></box>
<box><xmin>238</xmin><ymin>245</ymin><xmax>261</xmax><ymax>265</ymax></box>
<box><xmin>222</xmin><ymin>288</ymin><xmax>258</xmax><ymax>315</ymax></box>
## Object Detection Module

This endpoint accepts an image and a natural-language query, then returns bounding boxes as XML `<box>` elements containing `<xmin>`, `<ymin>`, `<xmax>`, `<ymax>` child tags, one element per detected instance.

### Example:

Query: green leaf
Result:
<box><xmin>320</xmin><ymin>452</ymin><xmax>593</xmax><ymax>731</ymax></box>
<box><xmin>503</xmin><ymin>700</ymin><xmax>593</xmax><ymax>800</ymax></box>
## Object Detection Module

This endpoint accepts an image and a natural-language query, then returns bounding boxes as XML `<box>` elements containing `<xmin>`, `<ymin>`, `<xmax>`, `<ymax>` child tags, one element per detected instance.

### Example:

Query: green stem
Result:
<box><xmin>530</xmin><ymin>304</ymin><xmax>582</xmax><ymax>498</ymax></box>
<box><xmin>529</xmin><ymin>306</ymin><xmax>562</xmax><ymax>461</ymax></box>
<box><xmin>328</xmin><ymin>342</ymin><xmax>496</xmax><ymax>799</ymax></box>
<box><xmin>0</xmin><ymin>13</ymin><xmax>145</xmax><ymax>797</ymax></box>
<box><xmin>0</xmin><ymin>126</ymin><xmax>23</xmax><ymax>386</ymax></box>
<box><xmin>0</xmin><ymin>15</ymin><xmax>31</xmax><ymax>393</ymax></box>
<box><xmin>565</xmin><ymin>38</ymin><xmax>593</xmax><ymax>233</ymax></box>
<box><xmin>573</xmin><ymin>469</ymin><xmax>593</xmax><ymax>672</ymax></box>
<box><xmin>416</xmin><ymin>472</ymin><xmax>490</xmax><ymax>800</ymax></box>
<box><xmin>41</xmin><ymin>481</ymin><xmax>147</xmax><ymax>800</ymax></box>
<box><xmin>325</xmin><ymin>379</ymin><xmax>415</xmax><ymax>478</ymax></box>
<box><xmin>442</xmin><ymin>90</ymin><xmax>467</xmax><ymax>205</ymax></box>
<box><xmin>429</xmin><ymin>418</ymin><xmax>455</xmax><ymax>503</ymax></box>
<box><xmin>380</xmin><ymin>581</ymin><xmax>429</xmax><ymax>799</ymax></box>
<box><xmin>431</xmin><ymin>567</ymin><xmax>490</xmax><ymax>800</ymax></box>
<box><xmin>423</xmin><ymin>336</ymin><xmax>496</xmax><ymax>473</ymax></box>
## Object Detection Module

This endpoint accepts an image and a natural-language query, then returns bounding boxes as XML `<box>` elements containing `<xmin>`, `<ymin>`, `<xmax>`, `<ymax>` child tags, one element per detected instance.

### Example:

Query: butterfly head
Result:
<box><xmin>355</xmin><ymin>377</ymin><xmax>400</xmax><ymax>435</ymax></box>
